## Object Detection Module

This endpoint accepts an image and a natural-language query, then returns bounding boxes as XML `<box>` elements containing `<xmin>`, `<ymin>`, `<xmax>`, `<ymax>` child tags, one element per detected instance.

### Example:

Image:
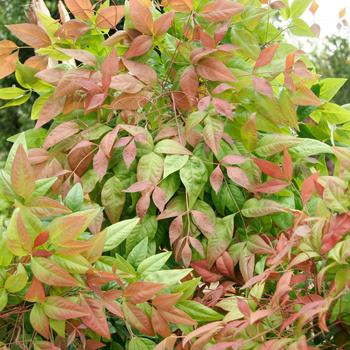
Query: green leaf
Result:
<box><xmin>207</xmin><ymin>215</ymin><xmax>234</xmax><ymax>267</ymax></box>
<box><xmin>101</xmin><ymin>176</ymin><xmax>126</xmax><ymax>223</ymax></box>
<box><xmin>290</xmin><ymin>0</ymin><xmax>313</xmax><ymax>18</ymax></box>
<box><xmin>143</xmin><ymin>269</ymin><xmax>192</xmax><ymax>285</ymax></box>
<box><xmin>33</xmin><ymin>177</ymin><xmax>57</xmax><ymax>197</ymax></box>
<box><xmin>0</xmin><ymin>92</ymin><xmax>31</xmax><ymax>109</ymax></box>
<box><xmin>311</xmin><ymin>103</ymin><xmax>350</xmax><ymax>124</ymax></box>
<box><xmin>242</xmin><ymin>198</ymin><xmax>287</xmax><ymax>217</ymax></box>
<box><xmin>0</xmin><ymin>87</ymin><xmax>27</xmax><ymax>100</ymax></box>
<box><xmin>0</xmin><ymin>289</ymin><xmax>8</xmax><ymax>312</ymax></box>
<box><xmin>104</xmin><ymin>218</ymin><xmax>140</xmax><ymax>251</ymax></box>
<box><xmin>289</xmin><ymin>18</ymin><xmax>315</xmax><ymax>37</ymax></box>
<box><xmin>128</xmin><ymin>337</ymin><xmax>156</xmax><ymax>350</ymax></box>
<box><xmin>322</xmin><ymin>178</ymin><xmax>348</xmax><ymax>212</ymax></box>
<box><xmin>177</xmin><ymin>300</ymin><xmax>223</xmax><ymax>322</ymax></box>
<box><xmin>154</xmin><ymin>140</ymin><xmax>191</xmax><ymax>155</ymax></box>
<box><xmin>255</xmin><ymin>134</ymin><xmax>300</xmax><ymax>157</ymax></box>
<box><xmin>5</xmin><ymin>132</ymin><xmax>27</xmax><ymax>173</ymax></box>
<box><xmin>137</xmin><ymin>152</ymin><xmax>164</xmax><ymax>184</ymax></box>
<box><xmin>4</xmin><ymin>263</ymin><xmax>28</xmax><ymax>293</ymax></box>
<box><xmin>51</xmin><ymin>254</ymin><xmax>91</xmax><ymax>274</ymax></box>
<box><xmin>137</xmin><ymin>251</ymin><xmax>172</xmax><ymax>274</ymax></box>
<box><xmin>180</xmin><ymin>157</ymin><xmax>208</xmax><ymax>208</ymax></box>
<box><xmin>319</xmin><ymin>78</ymin><xmax>347</xmax><ymax>101</ymax></box>
<box><xmin>31</xmin><ymin>94</ymin><xmax>50</xmax><ymax>120</ymax></box>
<box><xmin>163</xmin><ymin>155</ymin><xmax>189</xmax><ymax>178</ymax></box>
<box><xmin>127</xmin><ymin>237</ymin><xmax>148</xmax><ymax>267</ymax></box>
<box><xmin>64</xmin><ymin>183</ymin><xmax>84</xmax><ymax>212</ymax></box>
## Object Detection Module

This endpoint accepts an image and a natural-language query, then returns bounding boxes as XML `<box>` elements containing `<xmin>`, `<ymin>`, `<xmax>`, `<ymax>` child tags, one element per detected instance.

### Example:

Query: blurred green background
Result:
<box><xmin>0</xmin><ymin>0</ymin><xmax>349</xmax><ymax>153</ymax></box>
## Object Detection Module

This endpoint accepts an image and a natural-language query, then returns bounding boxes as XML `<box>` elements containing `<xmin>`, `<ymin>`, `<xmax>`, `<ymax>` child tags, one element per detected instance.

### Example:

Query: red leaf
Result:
<box><xmin>210</xmin><ymin>165</ymin><xmax>224</xmax><ymax>193</ymax></box>
<box><xmin>196</xmin><ymin>58</ymin><xmax>236</xmax><ymax>82</ymax></box>
<box><xmin>253</xmin><ymin>76</ymin><xmax>274</xmax><ymax>97</ymax></box>
<box><xmin>237</xmin><ymin>299</ymin><xmax>251</xmax><ymax>317</ymax></box>
<box><xmin>125</xmin><ymin>35</ymin><xmax>153</xmax><ymax>59</ymax></box>
<box><xmin>181</xmin><ymin>241</ymin><xmax>192</xmax><ymax>267</ymax></box>
<box><xmin>227</xmin><ymin>167</ymin><xmax>250</xmax><ymax>189</ymax></box>
<box><xmin>301</xmin><ymin>172</ymin><xmax>318</xmax><ymax>204</ymax></box>
<box><xmin>96</xmin><ymin>5</ymin><xmax>125</xmax><ymax>29</ymax></box>
<box><xmin>154</xmin><ymin>11</ymin><xmax>175</xmax><ymax>36</ymax></box>
<box><xmin>101</xmin><ymin>49</ymin><xmax>120</xmax><ymax>91</ymax></box>
<box><xmin>200</xmin><ymin>0</ymin><xmax>244</xmax><ymax>22</ymax></box>
<box><xmin>124</xmin><ymin>180</ymin><xmax>153</xmax><ymax>193</ymax></box>
<box><xmin>191</xmin><ymin>210</ymin><xmax>214</xmax><ymax>236</ymax></box>
<box><xmin>33</xmin><ymin>231</ymin><xmax>49</xmax><ymax>248</ymax></box>
<box><xmin>129</xmin><ymin>0</ymin><xmax>153</xmax><ymax>35</ymax></box>
<box><xmin>123</xmin><ymin>139</ymin><xmax>137</xmax><ymax>169</ymax></box>
<box><xmin>253</xmin><ymin>158</ymin><xmax>284</xmax><ymax>179</ymax></box>
<box><xmin>283</xmin><ymin>147</ymin><xmax>293</xmax><ymax>181</ymax></box>
<box><xmin>85</xmin><ymin>93</ymin><xmax>107</xmax><ymax>112</ymax></box>
<box><xmin>80</xmin><ymin>296</ymin><xmax>110</xmax><ymax>338</ymax></box>
<box><xmin>255</xmin><ymin>44</ymin><xmax>278</xmax><ymax>68</ymax></box>
<box><xmin>253</xmin><ymin>179</ymin><xmax>288</xmax><ymax>194</ymax></box>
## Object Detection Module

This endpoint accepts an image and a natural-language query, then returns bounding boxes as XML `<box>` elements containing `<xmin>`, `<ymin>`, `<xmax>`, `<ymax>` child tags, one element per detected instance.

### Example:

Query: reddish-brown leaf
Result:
<box><xmin>43</xmin><ymin>296</ymin><xmax>88</xmax><ymax>320</ymax></box>
<box><xmin>124</xmin><ymin>282</ymin><xmax>165</xmax><ymax>304</ymax></box>
<box><xmin>191</xmin><ymin>210</ymin><xmax>214</xmax><ymax>237</ymax></box>
<box><xmin>6</xmin><ymin>24</ymin><xmax>50</xmax><ymax>48</ymax></box>
<box><xmin>129</xmin><ymin>0</ymin><xmax>153</xmax><ymax>35</ymax></box>
<box><xmin>221</xmin><ymin>154</ymin><xmax>247</xmax><ymax>165</ymax></box>
<box><xmin>283</xmin><ymin>147</ymin><xmax>293</xmax><ymax>181</ymax></box>
<box><xmin>152</xmin><ymin>293</ymin><xmax>182</xmax><ymax>310</ymax></box>
<box><xmin>152</xmin><ymin>308</ymin><xmax>172</xmax><ymax>337</ymax></box>
<box><xmin>301</xmin><ymin>172</ymin><xmax>318</xmax><ymax>204</ymax></box>
<box><xmin>153</xmin><ymin>11</ymin><xmax>175</xmax><ymax>36</ymax></box>
<box><xmin>112</xmin><ymin>92</ymin><xmax>151</xmax><ymax>110</ymax></box>
<box><xmin>291</xmin><ymin>86</ymin><xmax>321</xmax><ymax>106</ymax></box>
<box><xmin>32</xmin><ymin>257</ymin><xmax>80</xmax><ymax>287</ymax></box>
<box><xmin>55</xmin><ymin>19</ymin><xmax>90</xmax><ymax>40</ymax></box>
<box><xmin>154</xmin><ymin>335</ymin><xmax>177</xmax><ymax>350</ymax></box>
<box><xmin>180</xmin><ymin>66</ymin><xmax>198</xmax><ymax>104</ymax></box>
<box><xmin>80</xmin><ymin>296</ymin><xmax>111</xmax><ymax>339</ymax></box>
<box><xmin>11</xmin><ymin>144</ymin><xmax>35</xmax><ymax>200</ymax></box>
<box><xmin>196</xmin><ymin>58</ymin><xmax>236</xmax><ymax>82</ymax></box>
<box><xmin>169</xmin><ymin>215</ymin><xmax>183</xmax><ymax>245</ymax></box>
<box><xmin>125</xmin><ymin>35</ymin><xmax>153</xmax><ymax>59</ymax></box>
<box><xmin>123</xmin><ymin>59</ymin><xmax>157</xmax><ymax>85</ymax></box>
<box><xmin>159</xmin><ymin>307</ymin><xmax>196</xmax><ymax>326</ymax></box>
<box><xmin>25</xmin><ymin>277</ymin><xmax>46</xmax><ymax>303</ymax></box>
<box><xmin>200</xmin><ymin>0</ymin><xmax>244</xmax><ymax>22</ymax></box>
<box><xmin>33</xmin><ymin>231</ymin><xmax>49</xmax><ymax>248</ymax></box>
<box><xmin>101</xmin><ymin>49</ymin><xmax>120</xmax><ymax>91</ymax></box>
<box><xmin>96</xmin><ymin>5</ymin><xmax>125</xmax><ymax>29</ymax></box>
<box><xmin>255</xmin><ymin>44</ymin><xmax>278</xmax><ymax>68</ymax></box>
<box><xmin>44</xmin><ymin>121</ymin><xmax>80</xmax><ymax>149</ymax></box>
<box><xmin>227</xmin><ymin>167</ymin><xmax>250</xmax><ymax>189</ymax></box>
<box><xmin>58</xmin><ymin>48</ymin><xmax>96</xmax><ymax>66</ymax></box>
<box><xmin>123</xmin><ymin>302</ymin><xmax>154</xmax><ymax>336</ymax></box>
<box><xmin>253</xmin><ymin>179</ymin><xmax>288</xmax><ymax>194</ymax></box>
<box><xmin>110</xmin><ymin>74</ymin><xmax>144</xmax><ymax>93</ymax></box>
<box><xmin>0</xmin><ymin>51</ymin><xmax>18</xmax><ymax>79</ymax></box>
<box><xmin>210</xmin><ymin>165</ymin><xmax>223</xmax><ymax>193</ymax></box>
<box><xmin>0</xmin><ymin>39</ymin><xmax>17</xmax><ymax>56</ymax></box>
<box><xmin>123</xmin><ymin>139</ymin><xmax>137</xmax><ymax>169</ymax></box>
<box><xmin>191</xmin><ymin>260</ymin><xmax>223</xmax><ymax>283</ymax></box>
<box><xmin>64</xmin><ymin>0</ymin><xmax>93</xmax><ymax>19</ymax></box>
<box><xmin>93</xmin><ymin>148</ymin><xmax>109</xmax><ymax>178</ymax></box>
<box><xmin>24</xmin><ymin>55</ymin><xmax>48</xmax><ymax>71</ymax></box>
<box><xmin>36</xmin><ymin>96</ymin><xmax>65</xmax><ymax>128</ymax></box>
<box><xmin>168</xmin><ymin>0</ymin><xmax>193</xmax><ymax>13</ymax></box>
<box><xmin>124</xmin><ymin>180</ymin><xmax>153</xmax><ymax>193</ymax></box>
<box><xmin>136</xmin><ymin>191</ymin><xmax>151</xmax><ymax>218</ymax></box>
<box><xmin>212</xmin><ymin>98</ymin><xmax>233</xmax><ymax>118</ymax></box>
<box><xmin>152</xmin><ymin>186</ymin><xmax>167</xmax><ymax>212</ymax></box>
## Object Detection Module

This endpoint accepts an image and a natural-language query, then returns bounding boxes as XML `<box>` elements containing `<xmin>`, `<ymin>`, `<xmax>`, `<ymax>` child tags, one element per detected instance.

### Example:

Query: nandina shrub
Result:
<box><xmin>0</xmin><ymin>0</ymin><xmax>350</xmax><ymax>349</ymax></box>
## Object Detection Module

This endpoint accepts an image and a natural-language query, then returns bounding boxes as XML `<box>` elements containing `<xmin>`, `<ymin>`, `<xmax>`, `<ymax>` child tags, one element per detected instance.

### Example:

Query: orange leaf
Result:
<box><xmin>255</xmin><ymin>44</ymin><xmax>278</xmax><ymax>68</ymax></box>
<box><xmin>151</xmin><ymin>308</ymin><xmax>172</xmax><ymax>337</ymax></box>
<box><xmin>253</xmin><ymin>158</ymin><xmax>284</xmax><ymax>180</ymax></box>
<box><xmin>6</xmin><ymin>24</ymin><xmax>50</xmax><ymax>48</ymax></box>
<box><xmin>339</xmin><ymin>7</ymin><xmax>346</xmax><ymax>19</ymax></box>
<box><xmin>11</xmin><ymin>144</ymin><xmax>35</xmax><ymax>200</ymax></box>
<box><xmin>96</xmin><ymin>5</ymin><xmax>125</xmax><ymax>29</ymax></box>
<box><xmin>168</xmin><ymin>0</ymin><xmax>193</xmax><ymax>13</ymax></box>
<box><xmin>196</xmin><ymin>58</ymin><xmax>235</xmax><ymax>82</ymax></box>
<box><xmin>152</xmin><ymin>293</ymin><xmax>182</xmax><ymax>310</ymax></box>
<box><xmin>0</xmin><ymin>40</ymin><xmax>17</xmax><ymax>56</ymax></box>
<box><xmin>123</xmin><ymin>59</ymin><xmax>157</xmax><ymax>85</ymax></box>
<box><xmin>309</xmin><ymin>1</ymin><xmax>319</xmax><ymax>15</ymax></box>
<box><xmin>36</xmin><ymin>95</ymin><xmax>65</xmax><ymax>128</ymax></box>
<box><xmin>44</xmin><ymin>121</ymin><xmax>80</xmax><ymax>149</ymax></box>
<box><xmin>123</xmin><ymin>302</ymin><xmax>154</xmax><ymax>336</ymax></box>
<box><xmin>159</xmin><ymin>307</ymin><xmax>196</xmax><ymax>326</ymax></box>
<box><xmin>253</xmin><ymin>179</ymin><xmax>289</xmax><ymax>194</ymax></box>
<box><xmin>55</xmin><ymin>19</ymin><xmax>90</xmax><ymax>40</ymax></box>
<box><xmin>25</xmin><ymin>277</ymin><xmax>46</xmax><ymax>303</ymax></box>
<box><xmin>64</xmin><ymin>0</ymin><xmax>93</xmax><ymax>20</ymax></box>
<box><xmin>30</xmin><ymin>304</ymin><xmax>50</xmax><ymax>339</ymax></box>
<box><xmin>111</xmin><ymin>92</ymin><xmax>151</xmax><ymax>110</ymax></box>
<box><xmin>0</xmin><ymin>51</ymin><xmax>18</xmax><ymax>78</ymax></box>
<box><xmin>110</xmin><ymin>74</ymin><xmax>145</xmax><ymax>94</ymax></box>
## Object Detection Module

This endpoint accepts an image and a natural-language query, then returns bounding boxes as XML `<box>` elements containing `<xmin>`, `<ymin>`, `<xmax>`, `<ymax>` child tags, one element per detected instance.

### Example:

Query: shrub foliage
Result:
<box><xmin>0</xmin><ymin>0</ymin><xmax>350</xmax><ymax>349</ymax></box>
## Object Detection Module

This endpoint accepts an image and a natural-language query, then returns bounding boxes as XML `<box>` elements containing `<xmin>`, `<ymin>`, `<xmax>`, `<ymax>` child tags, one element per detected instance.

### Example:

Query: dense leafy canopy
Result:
<box><xmin>0</xmin><ymin>0</ymin><xmax>350</xmax><ymax>349</ymax></box>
